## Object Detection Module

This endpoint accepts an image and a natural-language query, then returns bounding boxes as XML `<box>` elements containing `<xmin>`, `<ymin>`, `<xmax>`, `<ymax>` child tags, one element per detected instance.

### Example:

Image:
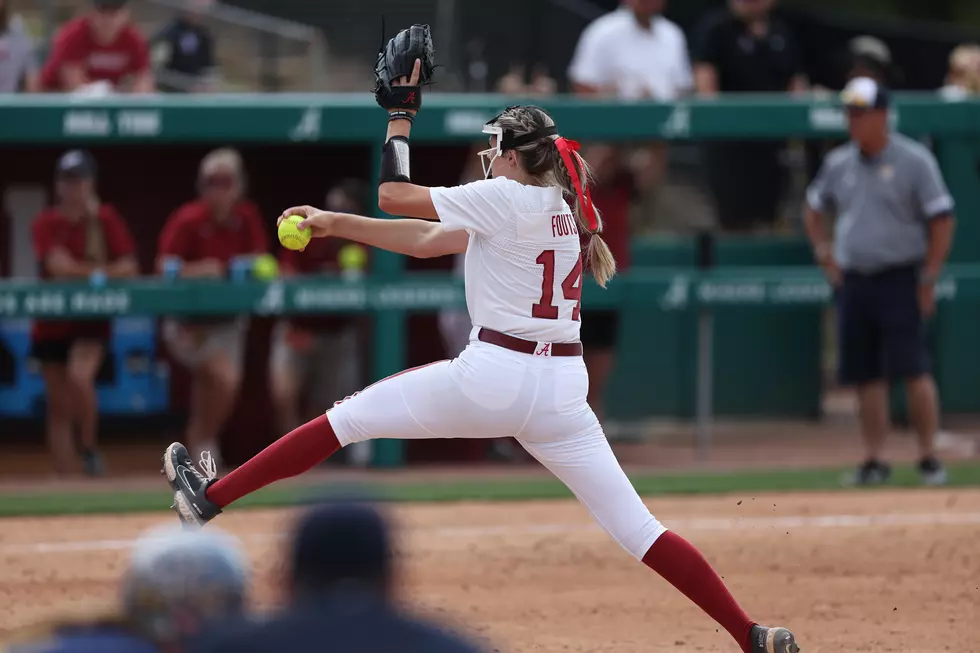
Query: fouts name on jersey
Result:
<box><xmin>551</xmin><ymin>213</ymin><xmax>578</xmax><ymax>238</ymax></box>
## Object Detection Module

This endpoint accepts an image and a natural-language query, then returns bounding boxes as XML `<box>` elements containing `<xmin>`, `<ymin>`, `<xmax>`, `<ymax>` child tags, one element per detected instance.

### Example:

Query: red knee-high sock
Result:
<box><xmin>205</xmin><ymin>415</ymin><xmax>340</xmax><ymax>508</ymax></box>
<box><xmin>643</xmin><ymin>531</ymin><xmax>756</xmax><ymax>653</ymax></box>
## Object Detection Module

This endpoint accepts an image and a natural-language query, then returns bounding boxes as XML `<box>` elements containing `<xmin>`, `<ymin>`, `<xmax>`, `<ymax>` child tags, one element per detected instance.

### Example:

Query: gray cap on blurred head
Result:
<box><xmin>122</xmin><ymin>525</ymin><xmax>249</xmax><ymax>644</ymax></box>
<box><xmin>56</xmin><ymin>150</ymin><xmax>97</xmax><ymax>179</ymax></box>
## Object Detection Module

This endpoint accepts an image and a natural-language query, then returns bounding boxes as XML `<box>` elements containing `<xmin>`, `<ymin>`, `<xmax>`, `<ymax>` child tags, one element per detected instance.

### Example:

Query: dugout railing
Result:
<box><xmin>2</xmin><ymin>93</ymin><xmax>980</xmax><ymax>466</ymax></box>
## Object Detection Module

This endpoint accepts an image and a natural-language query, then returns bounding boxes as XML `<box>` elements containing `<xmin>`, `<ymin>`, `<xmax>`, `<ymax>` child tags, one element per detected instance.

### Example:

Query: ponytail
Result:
<box><xmin>552</xmin><ymin>139</ymin><xmax>617</xmax><ymax>287</ymax></box>
<box><xmin>584</xmin><ymin>232</ymin><xmax>617</xmax><ymax>288</ymax></box>
<box><xmin>491</xmin><ymin>105</ymin><xmax>618</xmax><ymax>287</ymax></box>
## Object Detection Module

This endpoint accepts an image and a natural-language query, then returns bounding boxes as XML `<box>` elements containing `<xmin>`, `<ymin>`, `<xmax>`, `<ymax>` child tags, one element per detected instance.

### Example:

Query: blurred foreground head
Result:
<box><xmin>289</xmin><ymin>500</ymin><xmax>393</xmax><ymax>603</ymax></box>
<box><xmin>122</xmin><ymin>526</ymin><xmax>249</xmax><ymax>647</ymax></box>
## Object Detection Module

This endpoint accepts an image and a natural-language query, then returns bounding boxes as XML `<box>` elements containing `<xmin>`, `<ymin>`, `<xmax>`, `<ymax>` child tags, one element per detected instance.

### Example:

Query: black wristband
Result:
<box><xmin>379</xmin><ymin>136</ymin><xmax>411</xmax><ymax>185</ymax></box>
<box><xmin>388</xmin><ymin>110</ymin><xmax>415</xmax><ymax>124</ymax></box>
<box><xmin>385</xmin><ymin>85</ymin><xmax>422</xmax><ymax>111</ymax></box>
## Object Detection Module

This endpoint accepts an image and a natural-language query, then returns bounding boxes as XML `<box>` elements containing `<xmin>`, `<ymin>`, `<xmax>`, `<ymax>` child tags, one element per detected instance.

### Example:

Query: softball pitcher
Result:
<box><xmin>164</xmin><ymin>25</ymin><xmax>800</xmax><ymax>653</ymax></box>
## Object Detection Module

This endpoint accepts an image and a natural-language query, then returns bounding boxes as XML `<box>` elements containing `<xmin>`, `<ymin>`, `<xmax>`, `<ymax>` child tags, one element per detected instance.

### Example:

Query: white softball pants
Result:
<box><xmin>328</xmin><ymin>335</ymin><xmax>667</xmax><ymax>559</ymax></box>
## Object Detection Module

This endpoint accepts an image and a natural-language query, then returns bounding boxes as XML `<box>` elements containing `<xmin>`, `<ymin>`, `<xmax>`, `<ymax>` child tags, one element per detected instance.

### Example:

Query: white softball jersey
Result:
<box><xmin>430</xmin><ymin>176</ymin><xmax>584</xmax><ymax>345</ymax></box>
<box><xmin>326</xmin><ymin>176</ymin><xmax>666</xmax><ymax>560</ymax></box>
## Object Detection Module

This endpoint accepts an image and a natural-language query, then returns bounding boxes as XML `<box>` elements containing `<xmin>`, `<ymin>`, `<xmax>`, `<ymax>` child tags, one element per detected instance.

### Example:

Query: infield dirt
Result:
<box><xmin>1</xmin><ymin>489</ymin><xmax>978</xmax><ymax>652</ymax></box>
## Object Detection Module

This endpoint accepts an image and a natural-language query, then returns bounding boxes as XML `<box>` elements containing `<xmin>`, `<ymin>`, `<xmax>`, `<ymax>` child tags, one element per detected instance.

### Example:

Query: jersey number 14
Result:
<box><xmin>532</xmin><ymin>249</ymin><xmax>582</xmax><ymax>321</ymax></box>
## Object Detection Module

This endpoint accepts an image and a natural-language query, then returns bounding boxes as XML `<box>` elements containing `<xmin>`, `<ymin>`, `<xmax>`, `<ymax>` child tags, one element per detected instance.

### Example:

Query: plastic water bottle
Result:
<box><xmin>229</xmin><ymin>256</ymin><xmax>255</xmax><ymax>282</ymax></box>
<box><xmin>89</xmin><ymin>268</ymin><xmax>107</xmax><ymax>287</ymax></box>
<box><xmin>162</xmin><ymin>257</ymin><xmax>182</xmax><ymax>281</ymax></box>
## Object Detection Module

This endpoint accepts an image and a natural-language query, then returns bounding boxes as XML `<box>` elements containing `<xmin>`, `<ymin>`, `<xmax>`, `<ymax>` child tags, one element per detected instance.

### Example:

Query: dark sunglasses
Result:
<box><xmin>844</xmin><ymin>106</ymin><xmax>880</xmax><ymax>117</ymax></box>
<box><xmin>58</xmin><ymin>173</ymin><xmax>92</xmax><ymax>182</ymax></box>
<box><xmin>93</xmin><ymin>2</ymin><xmax>127</xmax><ymax>13</ymax></box>
<box><xmin>202</xmin><ymin>174</ymin><xmax>236</xmax><ymax>189</ymax></box>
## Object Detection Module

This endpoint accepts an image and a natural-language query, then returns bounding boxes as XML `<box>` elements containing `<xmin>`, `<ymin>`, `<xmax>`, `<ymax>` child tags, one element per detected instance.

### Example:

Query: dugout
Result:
<box><xmin>2</xmin><ymin>94</ymin><xmax>980</xmax><ymax>467</ymax></box>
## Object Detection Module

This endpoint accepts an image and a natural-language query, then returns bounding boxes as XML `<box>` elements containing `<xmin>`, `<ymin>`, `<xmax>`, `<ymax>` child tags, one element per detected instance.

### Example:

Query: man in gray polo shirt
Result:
<box><xmin>804</xmin><ymin>77</ymin><xmax>956</xmax><ymax>486</ymax></box>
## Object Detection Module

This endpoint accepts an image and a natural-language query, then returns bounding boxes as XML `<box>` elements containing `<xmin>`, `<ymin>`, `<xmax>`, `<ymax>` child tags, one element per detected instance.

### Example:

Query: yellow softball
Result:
<box><xmin>278</xmin><ymin>215</ymin><xmax>312</xmax><ymax>251</ymax></box>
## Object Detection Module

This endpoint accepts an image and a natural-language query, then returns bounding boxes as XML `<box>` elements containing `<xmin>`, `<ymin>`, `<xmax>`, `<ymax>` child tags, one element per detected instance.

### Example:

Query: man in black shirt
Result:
<box><xmin>692</xmin><ymin>0</ymin><xmax>807</xmax><ymax>232</ymax></box>
<box><xmin>152</xmin><ymin>0</ymin><xmax>216</xmax><ymax>92</ymax></box>
<box><xmin>193</xmin><ymin>501</ymin><xmax>488</xmax><ymax>653</ymax></box>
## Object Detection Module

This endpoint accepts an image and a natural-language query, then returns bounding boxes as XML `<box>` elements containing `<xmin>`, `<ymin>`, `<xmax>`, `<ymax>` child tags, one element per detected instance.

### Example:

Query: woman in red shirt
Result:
<box><xmin>157</xmin><ymin>148</ymin><xmax>268</xmax><ymax>469</ymax></box>
<box><xmin>40</xmin><ymin>0</ymin><xmax>153</xmax><ymax>93</ymax></box>
<box><xmin>30</xmin><ymin>150</ymin><xmax>139</xmax><ymax>475</ymax></box>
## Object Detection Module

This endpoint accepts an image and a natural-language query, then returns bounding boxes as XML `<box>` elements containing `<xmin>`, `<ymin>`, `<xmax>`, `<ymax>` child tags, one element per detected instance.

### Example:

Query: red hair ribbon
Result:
<box><xmin>555</xmin><ymin>137</ymin><xmax>598</xmax><ymax>232</ymax></box>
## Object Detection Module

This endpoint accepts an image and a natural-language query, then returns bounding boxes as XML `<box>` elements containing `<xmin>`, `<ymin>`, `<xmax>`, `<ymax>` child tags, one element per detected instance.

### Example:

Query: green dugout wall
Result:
<box><xmin>3</xmin><ymin>93</ymin><xmax>979</xmax><ymax>465</ymax></box>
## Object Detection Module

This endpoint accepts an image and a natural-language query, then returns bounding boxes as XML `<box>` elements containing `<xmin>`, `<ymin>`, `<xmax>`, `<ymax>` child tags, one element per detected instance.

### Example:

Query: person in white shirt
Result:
<box><xmin>567</xmin><ymin>0</ymin><xmax>691</xmax><ymax>234</ymax></box>
<box><xmin>162</xmin><ymin>63</ymin><xmax>798</xmax><ymax>653</ymax></box>
<box><xmin>568</xmin><ymin>0</ymin><xmax>692</xmax><ymax>100</ymax></box>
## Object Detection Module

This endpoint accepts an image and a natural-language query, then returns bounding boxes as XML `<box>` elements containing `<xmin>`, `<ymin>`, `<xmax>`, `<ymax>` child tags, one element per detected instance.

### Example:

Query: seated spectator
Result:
<box><xmin>495</xmin><ymin>61</ymin><xmax>527</xmax><ymax>95</ymax></box>
<box><xmin>6</xmin><ymin>526</ymin><xmax>248</xmax><ymax>653</ymax></box>
<box><xmin>940</xmin><ymin>43</ymin><xmax>980</xmax><ymax>99</ymax></box>
<box><xmin>157</xmin><ymin>148</ymin><xmax>267</xmax><ymax>468</ymax></box>
<box><xmin>495</xmin><ymin>62</ymin><xmax>558</xmax><ymax>97</ymax></box>
<box><xmin>152</xmin><ymin>0</ymin><xmax>218</xmax><ymax>93</ymax></box>
<box><xmin>40</xmin><ymin>0</ymin><xmax>154</xmax><ymax>94</ymax></box>
<box><xmin>194</xmin><ymin>500</ymin><xmax>486</xmax><ymax>653</ymax></box>
<box><xmin>30</xmin><ymin>150</ymin><xmax>139</xmax><ymax>477</ymax></box>
<box><xmin>270</xmin><ymin>180</ymin><xmax>367</xmax><ymax>436</ymax></box>
<box><xmin>693</xmin><ymin>0</ymin><xmax>807</xmax><ymax>232</ymax></box>
<box><xmin>0</xmin><ymin>0</ymin><xmax>40</xmax><ymax>92</ymax></box>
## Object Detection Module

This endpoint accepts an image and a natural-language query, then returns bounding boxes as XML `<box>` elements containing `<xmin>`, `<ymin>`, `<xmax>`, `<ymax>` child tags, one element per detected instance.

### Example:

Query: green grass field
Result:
<box><xmin>2</xmin><ymin>461</ymin><xmax>979</xmax><ymax>518</ymax></box>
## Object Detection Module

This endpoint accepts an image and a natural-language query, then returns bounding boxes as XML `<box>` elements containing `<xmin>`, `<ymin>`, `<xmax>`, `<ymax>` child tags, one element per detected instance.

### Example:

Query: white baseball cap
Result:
<box><xmin>841</xmin><ymin>76</ymin><xmax>891</xmax><ymax>110</ymax></box>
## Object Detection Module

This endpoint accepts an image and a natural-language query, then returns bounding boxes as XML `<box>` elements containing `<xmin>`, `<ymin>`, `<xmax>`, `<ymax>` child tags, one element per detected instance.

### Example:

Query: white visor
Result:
<box><xmin>478</xmin><ymin>124</ymin><xmax>503</xmax><ymax>179</ymax></box>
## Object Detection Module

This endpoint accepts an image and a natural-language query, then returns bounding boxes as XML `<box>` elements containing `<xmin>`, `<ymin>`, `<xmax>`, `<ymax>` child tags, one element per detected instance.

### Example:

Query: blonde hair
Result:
<box><xmin>199</xmin><ymin>147</ymin><xmax>244</xmax><ymax>179</ymax></box>
<box><xmin>948</xmin><ymin>44</ymin><xmax>980</xmax><ymax>94</ymax></box>
<box><xmin>492</xmin><ymin>106</ymin><xmax>617</xmax><ymax>287</ymax></box>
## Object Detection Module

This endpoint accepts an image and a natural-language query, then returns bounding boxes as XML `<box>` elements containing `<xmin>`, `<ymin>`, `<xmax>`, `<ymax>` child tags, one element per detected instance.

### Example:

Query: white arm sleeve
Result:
<box><xmin>914</xmin><ymin>152</ymin><xmax>955</xmax><ymax>219</ymax></box>
<box><xmin>430</xmin><ymin>177</ymin><xmax>513</xmax><ymax>237</ymax></box>
<box><xmin>806</xmin><ymin>158</ymin><xmax>835</xmax><ymax>214</ymax></box>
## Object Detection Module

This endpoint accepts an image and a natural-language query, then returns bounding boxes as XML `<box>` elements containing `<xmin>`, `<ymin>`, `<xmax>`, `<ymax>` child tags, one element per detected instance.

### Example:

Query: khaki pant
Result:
<box><xmin>270</xmin><ymin>322</ymin><xmax>360</xmax><ymax>410</ymax></box>
<box><xmin>162</xmin><ymin>319</ymin><xmax>247</xmax><ymax>370</ymax></box>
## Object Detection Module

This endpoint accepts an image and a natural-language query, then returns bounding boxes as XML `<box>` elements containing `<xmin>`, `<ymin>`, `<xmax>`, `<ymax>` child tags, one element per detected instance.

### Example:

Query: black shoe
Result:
<box><xmin>80</xmin><ymin>449</ymin><xmax>106</xmax><ymax>477</ymax></box>
<box><xmin>846</xmin><ymin>459</ymin><xmax>891</xmax><ymax>487</ymax></box>
<box><xmin>162</xmin><ymin>442</ymin><xmax>221</xmax><ymax>527</ymax></box>
<box><xmin>749</xmin><ymin>625</ymin><xmax>800</xmax><ymax>653</ymax></box>
<box><xmin>918</xmin><ymin>456</ymin><xmax>948</xmax><ymax>486</ymax></box>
